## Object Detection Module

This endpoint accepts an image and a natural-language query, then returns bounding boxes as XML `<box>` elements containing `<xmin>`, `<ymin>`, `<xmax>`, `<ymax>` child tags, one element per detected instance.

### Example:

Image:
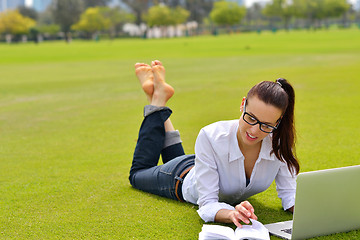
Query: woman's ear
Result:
<box><xmin>240</xmin><ymin>97</ymin><xmax>246</xmax><ymax>112</ymax></box>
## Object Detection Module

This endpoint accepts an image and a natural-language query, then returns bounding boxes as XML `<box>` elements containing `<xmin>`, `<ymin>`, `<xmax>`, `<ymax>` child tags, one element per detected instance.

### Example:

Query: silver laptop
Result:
<box><xmin>265</xmin><ymin>165</ymin><xmax>360</xmax><ymax>240</ymax></box>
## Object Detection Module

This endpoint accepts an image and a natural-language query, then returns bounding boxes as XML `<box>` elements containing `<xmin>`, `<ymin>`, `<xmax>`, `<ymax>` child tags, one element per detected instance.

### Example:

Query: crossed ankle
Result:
<box><xmin>143</xmin><ymin>105</ymin><xmax>171</xmax><ymax>117</ymax></box>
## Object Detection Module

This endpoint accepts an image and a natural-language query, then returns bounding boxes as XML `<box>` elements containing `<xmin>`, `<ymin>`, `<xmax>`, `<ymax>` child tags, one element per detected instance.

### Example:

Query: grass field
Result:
<box><xmin>0</xmin><ymin>28</ymin><xmax>359</xmax><ymax>239</ymax></box>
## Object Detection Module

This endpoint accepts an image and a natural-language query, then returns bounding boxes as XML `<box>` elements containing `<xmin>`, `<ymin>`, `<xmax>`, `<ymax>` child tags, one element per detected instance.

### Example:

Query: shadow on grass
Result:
<box><xmin>248</xmin><ymin>197</ymin><xmax>293</xmax><ymax>224</ymax></box>
<box><xmin>127</xmin><ymin>186</ymin><xmax>200</xmax><ymax>212</ymax></box>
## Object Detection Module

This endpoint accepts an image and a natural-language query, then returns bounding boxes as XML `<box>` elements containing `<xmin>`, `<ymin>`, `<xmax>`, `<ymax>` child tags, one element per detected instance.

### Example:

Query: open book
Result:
<box><xmin>199</xmin><ymin>219</ymin><xmax>270</xmax><ymax>240</ymax></box>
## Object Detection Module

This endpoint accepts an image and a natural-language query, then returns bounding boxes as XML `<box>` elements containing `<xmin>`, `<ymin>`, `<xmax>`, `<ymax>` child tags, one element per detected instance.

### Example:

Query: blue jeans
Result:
<box><xmin>129</xmin><ymin>108</ymin><xmax>195</xmax><ymax>201</ymax></box>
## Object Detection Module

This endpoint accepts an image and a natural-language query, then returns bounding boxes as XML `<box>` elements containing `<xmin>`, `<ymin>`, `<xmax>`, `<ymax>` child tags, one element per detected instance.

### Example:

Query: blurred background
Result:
<box><xmin>0</xmin><ymin>0</ymin><xmax>359</xmax><ymax>43</ymax></box>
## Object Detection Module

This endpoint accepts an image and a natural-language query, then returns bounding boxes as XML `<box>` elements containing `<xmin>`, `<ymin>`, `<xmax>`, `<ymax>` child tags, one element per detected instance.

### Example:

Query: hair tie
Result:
<box><xmin>276</xmin><ymin>79</ymin><xmax>282</xmax><ymax>87</ymax></box>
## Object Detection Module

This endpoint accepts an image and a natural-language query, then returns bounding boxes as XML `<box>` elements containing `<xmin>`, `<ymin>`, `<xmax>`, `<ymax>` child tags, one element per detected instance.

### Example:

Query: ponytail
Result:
<box><xmin>272</xmin><ymin>78</ymin><xmax>299</xmax><ymax>175</ymax></box>
<box><xmin>247</xmin><ymin>78</ymin><xmax>299</xmax><ymax>175</ymax></box>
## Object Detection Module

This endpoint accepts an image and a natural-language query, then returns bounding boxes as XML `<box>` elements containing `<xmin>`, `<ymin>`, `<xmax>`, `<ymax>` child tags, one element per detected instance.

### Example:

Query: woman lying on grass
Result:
<box><xmin>129</xmin><ymin>60</ymin><xmax>299</xmax><ymax>227</ymax></box>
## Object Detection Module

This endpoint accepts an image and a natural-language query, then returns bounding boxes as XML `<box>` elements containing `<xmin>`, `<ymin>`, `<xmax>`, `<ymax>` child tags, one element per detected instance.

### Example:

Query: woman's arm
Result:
<box><xmin>215</xmin><ymin>201</ymin><xmax>258</xmax><ymax>228</ymax></box>
<box><xmin>195</xmin><ymin>126</ymin><xmax>257</xmax><ymax>224</ymax></box>
<box><xmin>195</xmin><ymin>129</ymin><xmax>225</xmax><ymax>222</ymax></box>
<box><xmin>275</xmin><ymin>163</ymin><xmax>297</xmax><ymax>211</ymax></box>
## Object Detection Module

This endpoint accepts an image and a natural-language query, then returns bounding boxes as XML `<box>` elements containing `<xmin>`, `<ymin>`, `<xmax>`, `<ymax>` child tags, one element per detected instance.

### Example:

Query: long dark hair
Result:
<box><xmin>247</xmin><ymin>78</ymin><xmax>299</xmax><ymax>175</ymax></box>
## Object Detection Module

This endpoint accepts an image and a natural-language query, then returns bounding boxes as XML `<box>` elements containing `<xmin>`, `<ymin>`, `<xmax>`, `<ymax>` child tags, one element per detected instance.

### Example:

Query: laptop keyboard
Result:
<box><xmin>281</xmin><ymin>228</ymin><xmax>292</xmax><ymax>234</ymax></box>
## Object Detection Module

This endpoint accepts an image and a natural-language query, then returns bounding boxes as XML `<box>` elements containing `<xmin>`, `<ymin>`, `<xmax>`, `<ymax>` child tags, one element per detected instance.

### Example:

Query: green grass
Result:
<box><xmin>0</xmin><ymin>28</ymin><xmax>359</xmax><ymax>239</ymax></box>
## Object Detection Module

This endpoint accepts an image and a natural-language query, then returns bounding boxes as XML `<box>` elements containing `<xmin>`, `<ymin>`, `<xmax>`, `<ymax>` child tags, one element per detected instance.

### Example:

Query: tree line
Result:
<box><xmin>0</xmin><ymin>0</ymin><xmax>359</xmax><ymax>43</ymax></box>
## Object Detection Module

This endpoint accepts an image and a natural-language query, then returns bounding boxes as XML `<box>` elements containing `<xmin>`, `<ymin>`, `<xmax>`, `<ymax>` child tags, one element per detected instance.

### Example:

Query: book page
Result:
<box><xmin>199</xmin><ymin>224</ymin><xmax>235</xmax><ymax>240</ymax></box>
<box><xmin>234</xmin><ymin>219</ymin><xmax>270</xmax><ymax>240</ymax></box>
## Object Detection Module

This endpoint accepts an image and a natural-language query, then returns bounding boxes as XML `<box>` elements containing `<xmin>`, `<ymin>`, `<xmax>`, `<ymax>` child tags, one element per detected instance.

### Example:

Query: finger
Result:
<box><xmin>231</xmin><ymin>212</ymin><xmax>243</xmax><ymax>228</ymax></box>
<box><xmin>241</xmin><ymin>201</ymin><xmax>255</xmax><ymax>213</ymax></box>
<box><xmin>250</xmin><ymin>211</ymin><xmax>258</xmax><ymax>221</ymax></box>
<box><xmin>235</xmin><ymin>204</ymin><xmax>252</xmax><ymax>219</ymax></box>
<box><xmin>234</xmin><ymin>207</ymin><xmax>251</xmax><ymax>224</ymax></box>
<box><xmin>232</xmin><ymin>216</ymin><xmax>243</xmax><ymax>228</ymax></box>
<box><xmin>241</xmin><ymin>201</ymin><xmax>258</xmax><ymax>220</ymax></box>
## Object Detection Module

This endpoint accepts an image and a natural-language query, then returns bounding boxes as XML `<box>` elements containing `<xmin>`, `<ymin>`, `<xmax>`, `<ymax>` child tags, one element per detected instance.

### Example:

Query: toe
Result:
<box><xmin>135</xmin><ymin>63</ymin><xmax>148</xmax><ymax>69</ymax></box>
<box><xmin>151</xmin><ymin>60</ymin><xmax>162</xmax><ymax>67</ymax></box>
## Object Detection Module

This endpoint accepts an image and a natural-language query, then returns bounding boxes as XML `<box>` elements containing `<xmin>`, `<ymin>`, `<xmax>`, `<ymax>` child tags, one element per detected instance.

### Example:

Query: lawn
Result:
<box><xmin>0</xmin><ymin>27</ymin><xmax>359</xmax><ymax>239</ymax></box>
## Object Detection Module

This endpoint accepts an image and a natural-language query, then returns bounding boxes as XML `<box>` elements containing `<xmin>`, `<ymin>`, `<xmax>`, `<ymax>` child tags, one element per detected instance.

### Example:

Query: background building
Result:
<box><xmin>0</xmin><ymin>0</ymin><xmax>51</xmax><ymax>12</ymax></box>
<box><xmin>0</xmin><ymin>0</ymin><xmax>25</xmax><ymax>12</ymax></box>
<box><xmin>32</xmin><ymin>0</ymin><xmax>52</xmax><ymax>12</ymax></box>
<box><xmin>355</xmin><ymin>0</ymin><xmax>360</xmax><ymax>10</ymax></box>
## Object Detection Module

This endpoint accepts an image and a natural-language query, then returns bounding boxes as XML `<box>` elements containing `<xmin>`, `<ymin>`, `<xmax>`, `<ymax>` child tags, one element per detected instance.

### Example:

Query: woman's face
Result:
<box><xmin>237</xmin><ymin>96</ymin><xmax>283</xmax><ymax>148</ymax></box>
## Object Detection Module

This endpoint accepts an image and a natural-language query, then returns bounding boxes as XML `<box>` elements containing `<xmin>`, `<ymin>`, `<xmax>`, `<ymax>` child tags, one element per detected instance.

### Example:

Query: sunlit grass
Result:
<box><xmin>0</xmin><ymin>28</ymin><xmax>359</xmax><ymax>239</ymax></box>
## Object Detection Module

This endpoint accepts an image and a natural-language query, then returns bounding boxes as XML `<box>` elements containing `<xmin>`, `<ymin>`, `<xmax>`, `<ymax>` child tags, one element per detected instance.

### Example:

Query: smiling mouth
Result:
<box><xmin>247</xmin><ymin>132</ymin><xmax>257</xmax><ymax>140</ymax></box>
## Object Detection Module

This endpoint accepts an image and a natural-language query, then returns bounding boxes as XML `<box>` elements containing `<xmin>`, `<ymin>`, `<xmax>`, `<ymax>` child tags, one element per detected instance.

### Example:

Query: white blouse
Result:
<box><xmin>182</xmin><ymin>120</ymin><xmax>296</xmax><ymax>222</ymax></box>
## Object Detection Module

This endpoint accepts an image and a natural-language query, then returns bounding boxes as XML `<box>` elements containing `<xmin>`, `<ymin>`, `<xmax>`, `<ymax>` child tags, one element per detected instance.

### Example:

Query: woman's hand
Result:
<box><xmin>286</xmin><ymin>206</ymin><xmax>294</xmax><ymax>213</ymax></box>
<box><xmin>232</xmin><ymin>201</ymin><xmax>258</xmax><ymax>227</ymax></box>
<box><xmin>215</xmin><ymin>201</ymin><xmax>258</xmax><ymax>228</ymax></box>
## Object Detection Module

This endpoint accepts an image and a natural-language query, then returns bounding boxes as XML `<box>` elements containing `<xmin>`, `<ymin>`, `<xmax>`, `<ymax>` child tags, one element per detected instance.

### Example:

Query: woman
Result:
<box><xmin>129</xmin><ymin>60</ymin><xmax>299</xmax><ymax>228</ymax></box>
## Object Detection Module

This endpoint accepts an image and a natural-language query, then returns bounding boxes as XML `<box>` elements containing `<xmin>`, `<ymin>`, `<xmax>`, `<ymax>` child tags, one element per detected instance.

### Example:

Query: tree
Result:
<box><xmin>83</xmin><ymin>0</ymin><xmax>111</xmax><ymax>8</ymax></box>
<box><xmin>144</xmin><ymin>4</ymin><xmax>189</xmax><ymax>27</ymax></box>
<box><xmin>210</xmin><ymin>1</ymin><xmax>246</xmax><ymax>31</ymax></box>
<box><xmin>184</xmin><ymin>0</ymin><xmax>215</xmax><ymax>23</ymax></box>
<box><xmin>143</xmin><ymin>4</ymin><xmax>189</xmax><ymax>37</ymax></box>
<box><xmin>0</xmin><ymin>10</ymin><xmax>36</xmax><ymax>43</ymax></box>
<box><xmin>99</xmin><ymin>6</ymin><xmax>135</xmax><ymax>38</ymax></box>
<box><xmin>37</xmin><ymin>6</ymin><xmax>56</xmax><ymax>25</ymax></box>
<box><xmin>123</xmin><ymin>0</ymin><xmax>195</xmax><ymax>24</ymax></box>
<box><xmin>292</xmin><ymin>0</ymin><xmax>350</xmax><ymax>28</ymax></box>
<box><xmin>293</xmin><ymin>0</ymin><xmax>326</xmax><ymax>28</ymax></box>
<box><xmin>51</xmin><ymin>0</ymin><xmax>84</xmax><ymax>42</ymax></box>
<box><xmin>245</xmin><ymin>3</ymin><xmax>267</xmax><ymax>29</ymax></box>
<box><xmin>36</xmin><ymin>24</ymin><xmax>61</xmax><ymax>39</ymax></box>
<box><xmin>171</xmin><ymin>6</ymin><xmax>190</xmax><ymax>25</ymax></box>
<box><xmin>18</xmin><ymin>6</ymin><xmax>38</xmax><ymax>20</ymax></box>
<box><xmin>71</xmin><ymin>7</ymin><xmax>111</xmax><ymax>39</ymax></box>
<box><xmin>143</xmin><ymin>4</ymin><xmax>172</xmax><ymax>27</ymax></box>
<box><xmin>122</xmin><ymin>0</ymin><xmax>151</xmax><ymax>24</ymax></box>
<box><xmin>263</xmin><ymin>0</ymin><xmax>295</xmax><ymax>30</ymax></box>
<box><xmin>33</xmin><ymin>5</ymin><xmax>60</xmax><ymax>41</ymax></box>
<box><xmin>324</xmin><ymin>0</ymin><xmax>349</xmax><ymax>18</ymax></box>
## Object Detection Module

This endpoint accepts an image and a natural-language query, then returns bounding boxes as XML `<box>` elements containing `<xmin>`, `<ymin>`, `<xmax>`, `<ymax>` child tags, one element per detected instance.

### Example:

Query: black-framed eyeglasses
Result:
<box><xmin>243</xmin><ymin>99</ymin><xmax>281</xmax><ymax>133</ymax></box>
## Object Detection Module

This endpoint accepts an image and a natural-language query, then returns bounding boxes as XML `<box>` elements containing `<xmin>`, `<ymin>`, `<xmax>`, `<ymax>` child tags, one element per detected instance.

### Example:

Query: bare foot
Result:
<box><xmin>135</xmin><ymin>63</ymin><xmax>154</xmax><ymax>102</ymax></box>
<box><xmin>151</xmin><ymin>60</ymin><xmax>174</xmax><ymax>107</ymax></box>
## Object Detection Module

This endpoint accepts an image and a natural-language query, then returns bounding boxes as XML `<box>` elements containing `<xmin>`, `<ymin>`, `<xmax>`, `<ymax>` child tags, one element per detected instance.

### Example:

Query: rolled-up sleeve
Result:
<box><xmin>195</xmin><ymin>129</ymin><xmax>233</xmax><ymax>222</ymax></box>
<box><xmin>197</xmin><ymin>202</ymin><xmax>235</xmax><ymax>223</ymax></box>
<box><xmin>275</xmin><ymin>164</ymin><xmax>297</xmax><ymax>211</ymax></box>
